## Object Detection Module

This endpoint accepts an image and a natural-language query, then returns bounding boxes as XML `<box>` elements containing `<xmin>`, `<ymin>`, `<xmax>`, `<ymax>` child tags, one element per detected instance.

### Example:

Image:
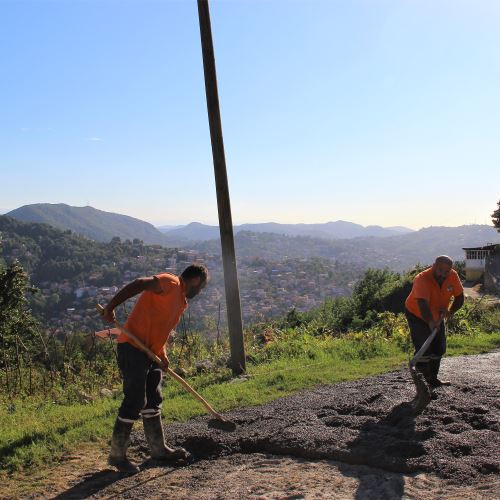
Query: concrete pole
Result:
<box><xmin>197</xmin><ymin>0</ymin><xmax>246</xmax><ymax>375</ymax></box>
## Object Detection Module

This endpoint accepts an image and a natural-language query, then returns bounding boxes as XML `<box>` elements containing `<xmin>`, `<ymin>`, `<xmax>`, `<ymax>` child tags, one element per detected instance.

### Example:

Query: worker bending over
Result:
<box><xmin>405</xmin><ymin>256</ymin><xmax>464</xmax><ymax>387</ymax></box>
<box><xmin>102</xmin><ymin>264</ymin><xmax>208</xmax><ymax>473</ymax></box>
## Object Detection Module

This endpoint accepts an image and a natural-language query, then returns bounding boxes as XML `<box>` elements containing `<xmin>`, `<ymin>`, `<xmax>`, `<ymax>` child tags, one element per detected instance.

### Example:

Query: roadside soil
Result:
<box><xmin>5</xmin><ymin>351</ymin><xmax>500</xmax><ymax>499</ymax></box>
<box><xmin>463</xmin><ymin>282</ymin><xmax>499</xmax><ymax>304</ymax></box>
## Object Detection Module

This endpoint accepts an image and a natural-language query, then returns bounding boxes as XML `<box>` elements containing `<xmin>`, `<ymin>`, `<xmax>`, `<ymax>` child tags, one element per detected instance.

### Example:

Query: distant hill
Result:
<box><xmin>160</xmin><ymin>220</ymin><xmax>415</xmax><ymax>243</ymax></box>
<box><xmin>191</xmin><ymin>225</ymin><xmax>500</xmax><ymax>271</ymax></box>
<box><xmin>387</xmin><ymin>226</ymin><xmax>415</xmax><ymax>234</ymax></box>
<box><xmin>7</xmin><ymin>204</ymin><xmax>167</xmax><ymax>245</ymax></box>
<box><xmin>162</xmin><ymin>222</ymin><xmax>220</xmax><ymax>242</ymax></box>
<box><xmin>0</xmin><ymin>215</ymin><xmax>180</xmax><ymax>329</ymax></box>
<box><xmin>0</xmin><ymin>214</ymin><xmax>174</xmax><ymax>281</ymax></box>
<box><xmin>7</xmin><ymin>205</ymin><xmax>496</xmax><ymax>271</ymax></box>
<box><xmin>366</xmin><ymin>225</ymin><xmax>499</xmax><ymax>266</ymax></box>
<box><xmin>157</xmin><ymin>224</ymin><xmax>183</xmax><ymax>232</ymax></box>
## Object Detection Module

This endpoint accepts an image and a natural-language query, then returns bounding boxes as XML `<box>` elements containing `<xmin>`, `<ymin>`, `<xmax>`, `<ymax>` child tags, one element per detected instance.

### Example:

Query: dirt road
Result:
<box><xmin>22</xmin><ymin>352</ymin><xmax>500</xmax><ymax>499</ymax></box>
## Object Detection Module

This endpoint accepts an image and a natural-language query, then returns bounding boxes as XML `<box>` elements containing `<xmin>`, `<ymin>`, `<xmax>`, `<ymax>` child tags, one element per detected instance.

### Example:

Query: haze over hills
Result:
<box><xmin>159</xmin><ymin>220</ymin><xmax>415</xmax><ymax>243</ymax></box>
<box><xmin>157</xmin><ymin>224</ymin><xmax>183</xmax><ymax>232</ymax></box>
<box><xmin>191</xmin><ymin>225</ymin><xmax>500</xmax><ymax>272</ymax></box>
<box><xmin>7</xmin><ymin>203</ymin><xmax>414</xmax><ymax>246</ymax></box>
<box><xmin>5</xmin><ymin>204</ymin><xmax>499</xmax><ymax>272</ymax></box>
<box><xmin>7</xmin><ymin>204</ymin><xmax>166</xmax><ymax>245</ymax></box>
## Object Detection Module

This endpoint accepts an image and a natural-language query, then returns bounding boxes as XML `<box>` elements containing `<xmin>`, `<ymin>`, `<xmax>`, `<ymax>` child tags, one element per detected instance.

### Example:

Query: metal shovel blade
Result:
<box><xmin>409</xmin><ymin>362</ymin><xmax>432</xmax><ymax>414</ymax></box>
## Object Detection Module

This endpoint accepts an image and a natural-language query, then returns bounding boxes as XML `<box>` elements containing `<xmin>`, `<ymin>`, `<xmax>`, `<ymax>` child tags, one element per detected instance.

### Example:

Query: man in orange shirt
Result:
<box><xmin>405</xmin><ymin>256</ymin><xmax>464</xmax><ymax>389</ymax></box>
<box><xmin>102</xmin><ymin>264</ymin><xmax>208</xmax><ymax>473</ymax></box>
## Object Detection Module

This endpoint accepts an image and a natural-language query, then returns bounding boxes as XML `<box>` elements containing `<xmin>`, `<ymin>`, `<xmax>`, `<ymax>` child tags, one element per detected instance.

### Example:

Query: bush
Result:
<box><xmin>351</xmin><ymin>267</ymin><xmax>417</xmax><ymax>322</ymax></box>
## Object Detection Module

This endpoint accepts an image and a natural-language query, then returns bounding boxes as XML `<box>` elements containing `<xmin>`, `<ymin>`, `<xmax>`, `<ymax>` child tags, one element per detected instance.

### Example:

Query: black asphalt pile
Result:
<box><xmin>131</xmin><ymin>352</ymin><xmax>499</xmax><ymax>485</ymax></box>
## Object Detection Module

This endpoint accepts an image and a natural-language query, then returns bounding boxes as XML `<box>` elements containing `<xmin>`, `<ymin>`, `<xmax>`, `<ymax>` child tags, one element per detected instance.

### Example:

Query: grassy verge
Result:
<box><xmin>0</xmin><ymin>329</ymin><xmax>498</xmax><ymax>475</ymax></box>
<box><xmin>446</xmin><ymin>331</ymin><xmax>500</xmax><ymax>355</ymax></box>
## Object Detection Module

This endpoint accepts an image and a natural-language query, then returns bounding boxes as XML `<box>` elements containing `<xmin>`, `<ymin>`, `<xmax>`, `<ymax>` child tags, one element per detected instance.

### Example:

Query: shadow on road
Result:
<box><xmin>53</xmin><ymin>459</ymin><xmax>188</xmax><ymax>499</ymax></box>
<box><xmin>337</xmin><ymin>401</ymin><xmax>423</xmax><ymax>500</ymax></box>
<box><xmin>52</xmin><ymin>469</ymin><xmax>123</xmax><ymax>499</ymax></box>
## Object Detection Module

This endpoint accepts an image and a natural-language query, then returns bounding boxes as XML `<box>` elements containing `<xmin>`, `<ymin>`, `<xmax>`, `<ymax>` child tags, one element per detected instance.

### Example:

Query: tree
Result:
<box><xmin>352</xmin><ymin>268</ymin><xmax>398</xmax><ymax>318</ymax></box>
<box><xmin>492</xmin><ymin>200</ymin><xmax>500</xmax><ymax>232</ymax></box>
<box><xmin>0</xmin><ymin>261</ymin><xmax>40</xmax><ymax>361</ymax></box>
<box><xmin>351</xmin><ymin>267</ymin><xmax>415</xmax><ymax>325</ymax></box>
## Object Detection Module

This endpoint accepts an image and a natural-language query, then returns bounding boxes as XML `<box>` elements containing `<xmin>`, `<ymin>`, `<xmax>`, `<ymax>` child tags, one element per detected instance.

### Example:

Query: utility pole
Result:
<box><xmin>197</xmin><ymin>0</ymin><xmax>246</xmax><ymax>375</ymax></box>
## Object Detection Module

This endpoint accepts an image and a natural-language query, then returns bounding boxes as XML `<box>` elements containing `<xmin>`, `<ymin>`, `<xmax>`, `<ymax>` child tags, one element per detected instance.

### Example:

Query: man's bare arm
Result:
<box><xmin>416</xmin><ymin>298</ymin><xmax>441</xmax><ymax>331</ymax></box>
<box><xmin>102</xmin><ymin>277</ymin><xmax>162</xmax><ymax>323</ymax></box>
<box><xmin>449</xmin><ymin>293</ymin><xmax>464</xmax><ymax>316</ymax></box>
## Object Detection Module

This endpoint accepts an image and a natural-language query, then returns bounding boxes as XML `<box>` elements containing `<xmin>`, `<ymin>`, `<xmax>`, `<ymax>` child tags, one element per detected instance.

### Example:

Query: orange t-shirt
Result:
<box><xmin>405</xmin><ymin>267</ymin><xmax>463</xmax><ymax>321</ymax></box>
<box><xmin>118</xmin><ymin>273</ymin><xmax>188</xmax><ymax>357</ymax></box>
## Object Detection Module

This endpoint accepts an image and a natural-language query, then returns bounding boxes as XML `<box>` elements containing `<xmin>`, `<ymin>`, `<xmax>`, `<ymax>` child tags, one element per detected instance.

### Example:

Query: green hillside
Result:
<box><xmin>192</xmin><ymin>225</ymin><xmax>499</xmax><ymax>271</ymax></box>
<box><xmin>0</xmin><ymin>216</ymin><xmax>365</xmax><ymax>332</ymax></box>
<box><xmin>0</xmin><ymin>216</ymin><xmax>178</xmax><ymax>326</ymax></box>
<box><xmin>7</xmin><ymin>203</ymin><xmax>166</xmax><ymax>245</ymax></box>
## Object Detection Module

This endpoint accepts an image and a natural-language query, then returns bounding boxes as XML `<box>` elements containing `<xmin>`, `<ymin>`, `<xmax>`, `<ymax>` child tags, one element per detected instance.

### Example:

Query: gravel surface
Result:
<box><xmin>49</xmin><ymin>352</ymin><xmax>500</xmax><ymax>499</ymax></box>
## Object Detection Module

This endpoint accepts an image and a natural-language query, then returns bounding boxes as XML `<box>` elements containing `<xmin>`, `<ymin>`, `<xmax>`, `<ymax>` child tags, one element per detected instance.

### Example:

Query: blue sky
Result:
<box><xmin>1</xmin><ymin>0</ymin><xmax>499</xmax><ymax>229</ymax></box>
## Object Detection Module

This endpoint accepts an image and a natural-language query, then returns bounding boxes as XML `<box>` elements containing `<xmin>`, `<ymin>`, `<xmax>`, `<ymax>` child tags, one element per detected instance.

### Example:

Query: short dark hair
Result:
<box><xmin>435</xmin><ymin>255</ymin><xmax>453</xmax><ymax>267</ymax></box>
<box><xmin>181</xmin><ymin>264</ymin><xmax>208</xmax><ymax>282</ymax></box>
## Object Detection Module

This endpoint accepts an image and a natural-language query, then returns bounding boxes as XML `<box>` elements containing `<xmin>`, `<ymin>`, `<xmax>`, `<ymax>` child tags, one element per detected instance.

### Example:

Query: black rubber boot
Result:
<box><xmin>429</xmin><ymin>358</ymin><xmax>450</xmax><ymax>387</ymax></box>
<box><xmin>143</xmin><ymin>415</ymin><xmax>189</xmax><ymax>461</ymax></box>
<box><xmin>108</xmin><ymin>418</ymin><xmax>140</xmax><ymax>473</ymax></box>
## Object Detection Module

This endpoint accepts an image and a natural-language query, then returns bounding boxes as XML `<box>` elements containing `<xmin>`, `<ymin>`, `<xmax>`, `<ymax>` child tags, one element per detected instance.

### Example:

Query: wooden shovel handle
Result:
<box><xmin>95</xmin><ymin>304</ymin><xmax>227</xmax><ymax>422</ymax></box>
<box><xmin>96</xmin><ymin>304</ymin><xmax>162</xmax><ymax>363</ymax></box>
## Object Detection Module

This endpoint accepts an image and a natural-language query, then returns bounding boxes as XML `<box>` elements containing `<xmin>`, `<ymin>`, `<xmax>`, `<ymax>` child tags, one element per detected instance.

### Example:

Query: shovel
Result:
<box><xmin>409</xmin><ymin>314</ymin><xmax>445</xmax><ymax>414</ymax></box>
<box><xmin>96</xmin><ymin>304</ymin><xmax>236</xmax><ymax>431</ymax></box>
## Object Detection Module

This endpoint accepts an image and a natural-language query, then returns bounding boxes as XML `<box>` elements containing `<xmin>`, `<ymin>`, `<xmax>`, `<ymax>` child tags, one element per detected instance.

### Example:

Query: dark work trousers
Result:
<box><xmin>404</xmin><ymin>308</ymin><xmax>446</xmax><ymax>362</ymax></box>
<box><xmin>116</xmin><ymin>342</ymin><xmax>163</xmax><ymax>422</ymax></box>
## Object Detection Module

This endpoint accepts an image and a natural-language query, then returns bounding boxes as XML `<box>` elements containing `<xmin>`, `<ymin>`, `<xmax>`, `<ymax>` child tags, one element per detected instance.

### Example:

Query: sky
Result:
<box><xmin>1</xmin><ymin>0</ymin><xmax>499</xmax><ymax>230</ymax></box>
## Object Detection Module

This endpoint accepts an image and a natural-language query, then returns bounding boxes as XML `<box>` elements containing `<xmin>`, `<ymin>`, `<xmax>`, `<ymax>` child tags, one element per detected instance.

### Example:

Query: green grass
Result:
<box><xmin>0</xmin><ymin>330</ymin><xmax>499</xmax><ymax>473</ymax></box>
<box><xmin>447</xmin><ymin>330</ymin><xmax>500</xmax><ymax>355</ymax></box>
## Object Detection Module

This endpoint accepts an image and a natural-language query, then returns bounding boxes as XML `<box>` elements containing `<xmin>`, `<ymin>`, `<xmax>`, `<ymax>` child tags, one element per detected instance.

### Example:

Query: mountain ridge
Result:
<box><xmin>189</xmin><ymin>225</ymin><xmax>499</xmax><ymax>272</ymax></box>
<box><xmin>7</xmin><ymin>203</ymin><xmax>416</xmax><ymax>244</ymax></box>
<box><xmin>7</xmin><ymin>204</ymin><xmax>498</xmax><ymax>268</ymax></box>
<box><xmin>159</xmin><ymin>220</ymin><xmax>416</xmax><ymax>242</ymax></box>
<box><xmin>7</xmin><ymin>203</ymin><xmax>166</xmax><ymax>245</ymax></box>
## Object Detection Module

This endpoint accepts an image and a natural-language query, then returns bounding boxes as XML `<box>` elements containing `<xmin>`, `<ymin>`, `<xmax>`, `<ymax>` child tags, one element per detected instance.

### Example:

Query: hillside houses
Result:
<box><xmin>3</xmin><ymin>229</ymin><xmax>360</xmax><ymax>337</ymax></box>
